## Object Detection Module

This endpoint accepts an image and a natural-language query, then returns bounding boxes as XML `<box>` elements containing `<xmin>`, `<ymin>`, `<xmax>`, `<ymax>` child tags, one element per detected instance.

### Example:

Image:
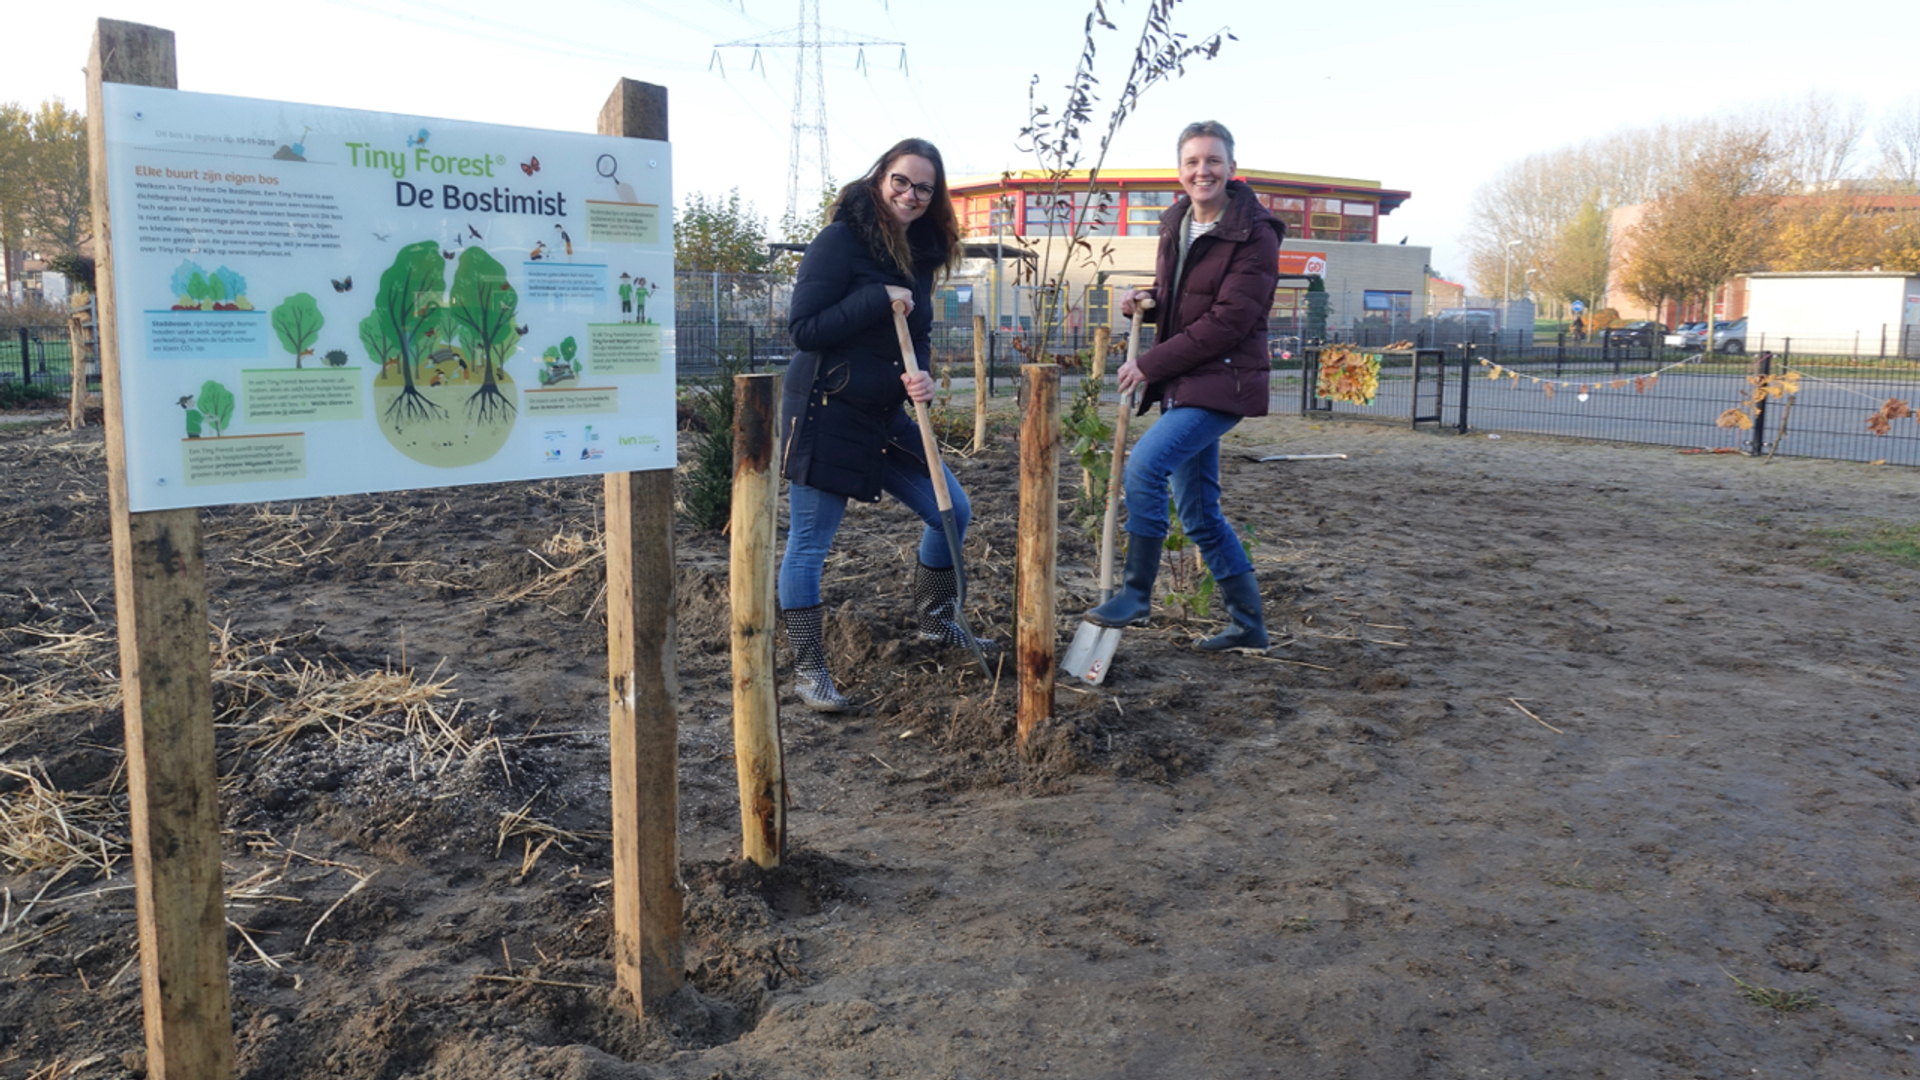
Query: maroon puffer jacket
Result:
<box><xmin>1134</xmin><ymin>179</ymin><xmax>1283</xmax><ymax>418</ymax></box>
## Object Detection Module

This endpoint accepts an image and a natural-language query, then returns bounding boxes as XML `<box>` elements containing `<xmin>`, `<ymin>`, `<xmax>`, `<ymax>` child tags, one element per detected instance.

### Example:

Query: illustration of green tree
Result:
<box><xmin>445</xmin><ymin>247</ymin><xmax>520</xmax><ymax>424</ymax></box>
<box><xmin>369</xmin><ymin>240</ymin><xmax>449</xmax><ymax>424</ymax></box>
<box><xmin>196</xmin><ymin>380</ymin><xmax>235</xmax><ymax>437</ymax></box>
<box><xmin>271</xmin><ymin>293</ymin><xmax>324</xmax><ymax>368</ymax></box>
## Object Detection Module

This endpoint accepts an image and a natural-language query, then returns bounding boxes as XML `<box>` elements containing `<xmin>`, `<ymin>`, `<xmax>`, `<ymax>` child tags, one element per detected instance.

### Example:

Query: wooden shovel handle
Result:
<box><xmin>1098</xmin><ymin>298</ymin><xmax>1153</xmax><ymax>596</ymax></box>
<box><xmin>891</xmin><ymin>301</ymin><xmax>953</xmax><ymax>514</ymax></box>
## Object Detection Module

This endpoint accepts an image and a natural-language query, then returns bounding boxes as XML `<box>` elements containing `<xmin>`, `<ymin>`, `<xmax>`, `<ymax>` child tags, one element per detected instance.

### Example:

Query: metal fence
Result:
<box><xmin>1</xmin><ymin>325</ymin><xmax>84</xmax><ymax>390</ymax></box>
<box><xmin>1298</xmin><ymin>337</ymin><xmax>1920</xmax><ymax>467</ymax></box>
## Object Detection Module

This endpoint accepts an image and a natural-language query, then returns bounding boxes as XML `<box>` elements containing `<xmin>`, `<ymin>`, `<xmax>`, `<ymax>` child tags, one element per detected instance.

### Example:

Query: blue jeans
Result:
<box><xmin>779</xmin><ymin>414</ymin><xmax>971</xmax><ymax>610</ymax></box>
<box><xmin>1122</xmin><ymin>405</ymin><xmax>1254</xmax><ymax>581</ymax></box>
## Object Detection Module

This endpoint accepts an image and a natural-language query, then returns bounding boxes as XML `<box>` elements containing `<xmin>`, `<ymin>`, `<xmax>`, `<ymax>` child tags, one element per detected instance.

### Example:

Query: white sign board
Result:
<box><xmin>101</xmin><ymin>85</ymin><xmax>675</xmax><ymax>512</ymax></box>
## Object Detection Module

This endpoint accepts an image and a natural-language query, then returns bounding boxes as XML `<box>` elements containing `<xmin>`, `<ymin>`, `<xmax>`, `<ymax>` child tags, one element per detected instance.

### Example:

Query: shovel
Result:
<box><xmin>1062</xmin><ymin>299</ymin><xmax>1153</xmax><ymax>686</ymax></box>
<box><xmin>891</xmin><ymin>301</ymin><xmax>992</xmax><ymax>680</ymax></box>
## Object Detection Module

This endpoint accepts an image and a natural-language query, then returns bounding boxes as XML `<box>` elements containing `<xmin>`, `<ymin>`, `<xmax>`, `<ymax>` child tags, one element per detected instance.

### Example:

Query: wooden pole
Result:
<box><xmin>971</xmin><ymin>314</ymin><xmax>989</xmax><ymax>451</ymax></box>
<box><xmin>730</xmin><ymin>373</ymin><xmax>784</xmax><ymax>867</ymax></box>
<box><xmin>88</xmin><ymin>21</ymin><xmax>233</xmax><ymax>1080</ymax></box>
<box><xmin>1017</xmin><ymin>364</ymin><xmax>1060</xmax><ymax>746</ymax></box>
<box><xmin>598</xmin><ymin>77</ymin><xmax>683</xmax><ymax>1015</ymax></box>
<box><xmin>67</xmin><ymin>305</ymin><xmax>88</xmax><ymax>430</ymax></box>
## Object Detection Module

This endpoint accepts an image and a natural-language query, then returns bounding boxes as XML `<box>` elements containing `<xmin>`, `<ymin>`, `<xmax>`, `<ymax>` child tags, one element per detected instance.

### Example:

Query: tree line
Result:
<box><xmin>1463</xmin><ymin>92</ymin><xmax>1920</xmax><ymax>318</ymax></box>
<box><xmin>0</xmin><ymin>99</ymin><xmax>90</xmax><ymax>298</ymax></box>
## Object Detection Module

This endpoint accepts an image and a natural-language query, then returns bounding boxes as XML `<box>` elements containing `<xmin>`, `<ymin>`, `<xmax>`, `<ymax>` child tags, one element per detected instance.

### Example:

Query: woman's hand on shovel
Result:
<box><xmin>900</xmin><ymin>369</ymin><xmax>935</xmax><ymax>402</ymax></box>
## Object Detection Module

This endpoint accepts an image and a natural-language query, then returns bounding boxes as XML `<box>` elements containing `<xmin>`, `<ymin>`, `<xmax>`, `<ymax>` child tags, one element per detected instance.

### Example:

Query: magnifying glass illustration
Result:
<box><xmin>598</xmin><ymin>154</ymin><xmax>637</xmax><ymax>203</ymax></box>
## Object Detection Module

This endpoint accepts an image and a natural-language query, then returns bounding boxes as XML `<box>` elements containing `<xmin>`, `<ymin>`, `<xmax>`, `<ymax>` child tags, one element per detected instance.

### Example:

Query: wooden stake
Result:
<box><xmin>1017</xmin><ymin>364</ymin><xmax>1060</xmax><ymax>746</ymax></box>
<box><xmin>88</xmin><ymin>21</ymin><xmax>233</xmax><ymax>1080</ymax></box>
<box><xmin>67</xmin><ymin>306</ymin><xmax>89</xmax><ymax>430</ymax></box>
<box><xmin>1089</xmin><ymin>325</ymin><xmax>1112</xmax><ymax>382</ymax></box>
<box><xmin>598</xmin><ymin>77</ymin><xmax>683</xmax><ymax>1014</ymax></box>
<box><xmin>730</xmin><ymin>373</ymin><xmax>784</xmax><ymax>867</ymax></box>
<box><xmin>971</xmin><ymin>314</ymin><xmax>989</xmax><ymax>451</ymax></box>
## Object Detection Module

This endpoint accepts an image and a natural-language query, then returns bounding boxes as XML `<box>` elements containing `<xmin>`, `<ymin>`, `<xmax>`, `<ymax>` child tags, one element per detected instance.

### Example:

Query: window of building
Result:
<box><xmin>1342</xmin><ymin>200</ymin><xmax>1376</xmax><ymax>243</ymax></box>
<box><xmin>1022</xmin><ymin>192</ymin><xmax>1118</xmax><ymax>236</ymax></box>
<box><xmin>1125</xmin><ymin>189</ymin><xmax>1176</xmax><ymax>231</ymax></box>
<box><xmin>1362</xmin><ymin>290</ymin><xmax>1412</xmax><ymax>319</ymax></box>
<box><xmin>1025</xmin><ymin>193</ymin><xmax>1072</xmax><ymax>231</ymax></box>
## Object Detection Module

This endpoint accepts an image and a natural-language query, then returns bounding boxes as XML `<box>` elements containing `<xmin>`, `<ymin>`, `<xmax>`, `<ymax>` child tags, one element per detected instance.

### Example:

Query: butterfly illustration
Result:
<box><xmin>330</xmin><ymin>276</ymin><xmax>352</xmax><ymax>293</ymax></box>
<box><xmin>515</xmin><ymin>324</ymin><xmax>529</xmax><ymax>336</ymax></box>
<box><xmin>442</xmin><ymin>250</ymin><xmax>456</xmax><ymax>260</ymax></box>
<box><xmin>520</xmin><ymin>156</ymin><xmax>540</xmax><ymax>177</ymax></box>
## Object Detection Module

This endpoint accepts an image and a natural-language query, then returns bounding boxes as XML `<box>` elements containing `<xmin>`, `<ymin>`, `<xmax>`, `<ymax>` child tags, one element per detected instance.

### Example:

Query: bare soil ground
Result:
<box><xmin>3</xmin><ymin>401</ymin><xmax>1918</xmax><ymax>1079</ymax></box>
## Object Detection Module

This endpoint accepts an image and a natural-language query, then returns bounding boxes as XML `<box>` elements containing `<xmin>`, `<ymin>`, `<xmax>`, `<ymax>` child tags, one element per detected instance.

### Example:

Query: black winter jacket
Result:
<box><xmin>781</xmin><ymin>190</ymin><xmax>943</xmax><ymax>501</ymax></box>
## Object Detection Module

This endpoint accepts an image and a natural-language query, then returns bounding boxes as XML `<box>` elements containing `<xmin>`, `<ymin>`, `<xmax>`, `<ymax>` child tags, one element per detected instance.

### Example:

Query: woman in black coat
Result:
<box><xmin>778</xmin><ymin>138</ymin><xmax>982</xmax><ymax>712</ymax></box>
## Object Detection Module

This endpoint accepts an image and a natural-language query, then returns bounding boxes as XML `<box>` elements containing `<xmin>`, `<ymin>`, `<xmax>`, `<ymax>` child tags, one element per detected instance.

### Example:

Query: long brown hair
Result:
<box><xmin>829</xmin><ymin>137</ymin><xmax>963</xmax><ymax>279</ymax></box>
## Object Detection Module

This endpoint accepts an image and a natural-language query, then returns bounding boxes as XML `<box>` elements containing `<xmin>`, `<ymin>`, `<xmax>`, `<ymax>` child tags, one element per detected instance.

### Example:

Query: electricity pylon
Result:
<box><xmin>713</xmin><ymin>1</ymin><xmax>905</xmax><ymax>225</ymax></box>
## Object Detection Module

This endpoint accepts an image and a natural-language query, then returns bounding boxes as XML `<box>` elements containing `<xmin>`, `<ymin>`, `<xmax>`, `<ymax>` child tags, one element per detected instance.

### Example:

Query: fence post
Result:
<box><xmin>1456</xmin><ymin>344</ymin><xmax>1473</xmax><ymax>435</ymax></box>
<box><xmin>1748</xmin><ymin>351</ymin><xmax>1771</xmax><ymax>457</ymax></box>
<box><xmin>971</xmin><ymin>314</ymin><xmax>988</xmax><ymax>451</ymax></box>
<box><xmin>1881</xmin><ymin>324</ymin><xmax>1887</xmax><ymax>359</ymax></box>
<box><xmin>1556</xmin><ymin>331</ymin><xmax>1565</xmax><ymax>369</ymax></box>
<box><xmin>15</xmin><ymin>327</ymin><xmax>27</xmax><ymax>382</ymax></box>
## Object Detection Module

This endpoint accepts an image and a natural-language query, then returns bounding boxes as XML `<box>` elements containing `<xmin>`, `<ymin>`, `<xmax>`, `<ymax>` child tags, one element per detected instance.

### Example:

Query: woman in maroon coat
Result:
<box><xmin>1085</xmin><ymin>120</ymin><xmax>1282</xmax><ymax>653</ymax></box>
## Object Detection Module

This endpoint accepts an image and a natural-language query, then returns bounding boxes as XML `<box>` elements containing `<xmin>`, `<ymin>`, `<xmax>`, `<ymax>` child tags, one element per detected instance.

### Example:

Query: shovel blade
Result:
<box><xmin>1061</xmin><ymin>619</ymin><xmax>1123</xmax><ymax>686</ymax></box>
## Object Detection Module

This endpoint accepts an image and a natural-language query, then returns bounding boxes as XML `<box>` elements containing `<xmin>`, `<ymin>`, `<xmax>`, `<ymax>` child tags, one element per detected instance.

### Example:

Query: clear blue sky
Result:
<box><xmin>10</xmin><ymin>0</ymin><xmax>1914</xmax><ymax>276</ymax></box>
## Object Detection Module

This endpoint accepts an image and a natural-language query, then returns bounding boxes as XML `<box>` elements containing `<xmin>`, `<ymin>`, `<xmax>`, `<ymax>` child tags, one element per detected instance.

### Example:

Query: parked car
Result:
<box><xmin>1605</xmin><ymin>320</ymin><xmax>1668</xmax><ymax>348</ymax></box>
<box><xmin>1665</xmin><ymin>322</ymin><xmax>1706</xmax><ymax>349</ymax></box>
<box><xmin>1712</xmin><ymin>318</ymin><xmax>1747</xmax><ymax>354</ymax></box>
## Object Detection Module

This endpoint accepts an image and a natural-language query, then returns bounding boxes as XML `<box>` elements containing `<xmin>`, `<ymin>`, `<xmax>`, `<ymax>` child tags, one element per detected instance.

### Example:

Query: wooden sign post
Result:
<box><xmin>1017</xmin><ymin>364</ymin><xmax>1061</xmax><ymax>745</ymax></box>
<box><xmin>730</xmin><ymin>373</ymin><xmax>784</xmax><ymax>867</ymax></box>
<box><xmin>86</xmin><ymin>20</ymin><xmax>235</xmax><ymax>1080</ymax></box>
<box><xmin>597</xmin><ymin>79</ymin><xmax>685</xmax><ymax>1014</ymax></box>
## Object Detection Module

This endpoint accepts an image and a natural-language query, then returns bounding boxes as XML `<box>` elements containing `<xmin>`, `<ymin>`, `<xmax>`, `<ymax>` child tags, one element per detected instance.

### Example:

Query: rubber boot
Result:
<box><xmin>782</xmin><ymin>605</ymin><xmax>848</xmax><ymax>713</ymax></box>
<box><xmin>1085</xmin><ymin>535</ymin><xmax>1161</xmax><ymax>628</ymax></box>
<box><xmin>912</xmin><ymin>561</ymin><xmax>995</xmax><ymax>650</ymax></box>
<box><xmin>1195</xmin><ymin>571</ymin><xmax>1270</xmax><ymax>654</ymax></box>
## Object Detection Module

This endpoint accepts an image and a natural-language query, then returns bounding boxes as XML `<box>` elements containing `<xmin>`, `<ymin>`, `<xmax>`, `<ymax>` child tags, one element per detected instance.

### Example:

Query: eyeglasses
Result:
<box><xmin>888</xmin><ymin>173</ymin><xmax>936</xmax><ymax>202</ymax></box>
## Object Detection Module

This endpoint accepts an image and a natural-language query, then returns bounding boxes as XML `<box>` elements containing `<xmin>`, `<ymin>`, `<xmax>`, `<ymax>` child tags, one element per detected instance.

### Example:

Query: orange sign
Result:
<box><xmin>1277</xmin><ymin>250</ymin><xmax>1328</xmax><ymax>277</ymax></box>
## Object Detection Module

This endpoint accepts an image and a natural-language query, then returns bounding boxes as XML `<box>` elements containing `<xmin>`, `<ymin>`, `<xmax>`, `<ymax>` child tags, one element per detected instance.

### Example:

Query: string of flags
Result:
<box><xmin>1478</xmin><ymin>355</ymin><xmax>1701</xmax><ymax>402</ymax></box>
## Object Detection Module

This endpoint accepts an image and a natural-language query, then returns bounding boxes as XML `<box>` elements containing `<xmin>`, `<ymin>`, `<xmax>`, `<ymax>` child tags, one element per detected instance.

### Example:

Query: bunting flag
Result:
<box><xmin>1478</xmin><ymin>355</ymin><xmax>1701</xmax><ymax>402</ymax></box>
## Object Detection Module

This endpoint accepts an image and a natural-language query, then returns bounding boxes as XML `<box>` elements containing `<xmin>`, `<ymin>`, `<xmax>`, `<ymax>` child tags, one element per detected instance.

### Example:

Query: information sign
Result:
<box><xmin>101</xmin><ymin>84</ymin><xmax>675</xmax><ymax>511</ymax></box>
